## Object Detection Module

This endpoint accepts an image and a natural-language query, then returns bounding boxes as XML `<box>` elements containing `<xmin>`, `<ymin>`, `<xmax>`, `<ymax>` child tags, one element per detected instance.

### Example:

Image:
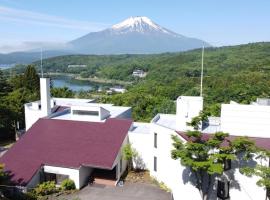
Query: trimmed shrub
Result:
<box><xmin>61</xmin><ymin>179</ymin><xmax>76</xmax><ymax>190</ymax></box>
<box><xmin>34</xmin><ymin>181</ymin><xmax>58</xmax><ymax>196</ymax></box>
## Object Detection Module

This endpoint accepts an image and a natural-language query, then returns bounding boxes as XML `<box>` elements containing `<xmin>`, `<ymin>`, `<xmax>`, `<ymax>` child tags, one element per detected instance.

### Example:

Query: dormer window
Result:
<box><xmin>73</xmin><ymin>110</ymin><xmax>99</xmax><ymax>116</ymax></box>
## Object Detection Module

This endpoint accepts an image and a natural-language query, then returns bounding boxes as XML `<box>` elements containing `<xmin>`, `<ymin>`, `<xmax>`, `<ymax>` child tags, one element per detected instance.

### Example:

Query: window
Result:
<box><xmin>217</xmin><ymin>180</ymin><xmax>230</xmax><ymax>200</ymax></box>
<box><xmin>73</xmin><ymin>110</ymin><xmax>99</xmax><ymax>116</ymax></box>
<box><xmin>154</xmin><ymin>133</ymin><xmax>157</xmax><ymax>148</ymax></box>
<box><xmin>44</xmin><ymin>172</ymin><xmax>56</xmax><ymax>182</ymax></box>
<box><xmin>154</xmin><ymin>156</ymin><xmax>157</xmax><ymax>172</ymax></box>
<box><xmin>224</xmin><ymin>159</ymin><xmax>231</xmax><ymax>171</ymax></box>
<box><xmin>43</xmin><ymin>172</ymin><xmax>69</xmax><ymax>185</ymax></box>
<box><xmin>120</xmin><ymin>158</ymin><xmax>122</xmax><ymax>173</ymax></box>
<box><xmin>56</xmin><ymin>174</ymin><xmax>69</xmax><ymax>185</ymax></box>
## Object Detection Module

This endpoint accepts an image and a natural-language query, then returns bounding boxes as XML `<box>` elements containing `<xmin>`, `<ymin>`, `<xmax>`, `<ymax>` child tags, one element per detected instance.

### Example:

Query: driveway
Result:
<box><xmin>60</xmin><ymin>182</ymin><xmax>172</xmax><ymax>200</ymax></box>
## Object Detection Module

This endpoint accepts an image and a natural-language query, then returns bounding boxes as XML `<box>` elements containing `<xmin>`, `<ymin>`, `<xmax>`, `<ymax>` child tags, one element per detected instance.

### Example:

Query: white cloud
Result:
<box><xmin>0</xmin><ymin>5</ymin><xmax>110</xmax><ymax>31</ymax></box>
<box><xmin>0</xmin><ymin>41</ymin><xmax>69</xmax><ymax>53</ymax></box>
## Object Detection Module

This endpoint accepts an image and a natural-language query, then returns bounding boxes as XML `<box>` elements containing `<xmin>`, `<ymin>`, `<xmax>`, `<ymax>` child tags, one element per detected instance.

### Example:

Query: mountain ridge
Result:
<box><xmin>69</xmin><ymin>16</ymin><xmax>210</xmax><ymax>54</ymax></box>
<box><xmin>1</xmin><ymin>16</ymin><xmax>210</xmax><ymax>64</ymax></box>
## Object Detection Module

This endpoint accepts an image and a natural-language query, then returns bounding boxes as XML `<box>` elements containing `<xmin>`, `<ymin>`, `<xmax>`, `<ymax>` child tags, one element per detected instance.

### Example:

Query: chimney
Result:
<box><xmin>176</xmin><ymin>96</ymin><xmax>203</xmax><ymax>131</ymax></box>
<box><xmin>40</xmin><ymin>78</ymin><xmax>51</xmax><ymax>117</ymax></box>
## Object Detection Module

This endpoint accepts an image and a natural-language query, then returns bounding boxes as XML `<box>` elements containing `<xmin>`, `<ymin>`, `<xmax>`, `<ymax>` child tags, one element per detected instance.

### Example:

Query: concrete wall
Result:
<box><xmin>26</xmin><ymin>169</ymin><xmax>41</xmax><ymax>189</ymax></box>
<box><xmin>150</xmin><ymin>123</ymin><xmax>201</xmax><ymax>200</ymax></box>
<box><xmin>43</xmin><ymin>165</ymin><xmax>93</xmax><ymax>189</ymax></box>
<box><xmin>113</xmin><ymin>135</ymin><xmax>129</xmax><ymax>181</ymax></box>
<box><xmin>24</xmin><ymin>104</ymin><xmax>44</xmax><ymax>130</ymax></box>
<box><xmin>128</xmin><ymin>129</ymin><xmax>152</xmax><ymax>170</ymax></box>
<box><xmin>70</xmin><ymin>105</ymin><xmax>110</xmax><ymax>122</ymax></box>
<box><xmin>115</xmin><ymin>108</ymin><xmax>132</xmax><ymax>119</ymax></box>
<box><xmin>79</xmin><ymin>166</ymin><xmax>93</xmax><ymax>188</ymax></box>
<box><xmin>176</xmin><ymin>96</ymin><xmax>203</xmax><ymax>131</ymax></box>
<box><xmin>131</xmin><ymin>120</ymin><xmax>269</xmax><ymax>200</ymax></box>
<box><xmin>221</xmin><ymin>103</ymin><xmax>270</xmax><ymax>137</ymax></box>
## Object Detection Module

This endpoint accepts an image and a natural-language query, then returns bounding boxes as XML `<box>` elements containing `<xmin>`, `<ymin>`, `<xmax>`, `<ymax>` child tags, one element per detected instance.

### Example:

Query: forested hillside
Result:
<box><xmin>10</xmin><ymin>42</ymin><xmax>270</xmax><ymax>121</ymax></box>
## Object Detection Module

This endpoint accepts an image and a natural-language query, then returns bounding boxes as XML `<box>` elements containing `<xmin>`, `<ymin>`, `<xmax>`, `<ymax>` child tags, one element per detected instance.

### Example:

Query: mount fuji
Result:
<box><xmin>69</xmin><ymin>16</ymin><xmax>210</xmax><ymax>54</ymax></box>
<box><xmin>0</xmin><ymin>17</ymin><xmax>210</xmax><ymax>64</ymax></box>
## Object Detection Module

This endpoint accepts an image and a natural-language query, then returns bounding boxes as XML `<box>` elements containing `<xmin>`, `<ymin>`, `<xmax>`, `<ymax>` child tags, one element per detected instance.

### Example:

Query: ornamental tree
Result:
<box><xmin>240</xmin><ymin>149</ymin><xmax>270</xmax><ymax>200</ymax></box>
<box><xmin>122</xmin><ymin>143</ymin><xmax>138</xmax><ymax>171</ymax></box>
<box><xmin>171</xmin><ymin>131</ymin><xmax>236</xmax><ymax>200</ymax></box>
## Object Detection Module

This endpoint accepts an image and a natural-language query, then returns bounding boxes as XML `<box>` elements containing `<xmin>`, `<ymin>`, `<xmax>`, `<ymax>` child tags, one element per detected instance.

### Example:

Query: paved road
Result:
<box><xmin>60</xmin><ymin>182</ymin><xmax>172</xmax><ymax>200</ymax></box>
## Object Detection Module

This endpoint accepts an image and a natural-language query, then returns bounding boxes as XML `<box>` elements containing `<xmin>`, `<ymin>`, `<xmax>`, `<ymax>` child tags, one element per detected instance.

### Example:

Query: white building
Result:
<box><xmin>132</xmin><ymin>69</ymin><xmax>146</xmax><ymax>78</ymax></box>
<box><xmin>1</xmin><ymin>77</ymin><xmax>270</xmax><ymax>200</ymax></box>
<box><xmin>129</xmin><ymin>96</ymin><xmax>270</xmax><ymax>200</ymax></box>
<box><xmin>1</xmin><ymin>78</ymin><xmax>132</xmax><ymax>190</ymax></box>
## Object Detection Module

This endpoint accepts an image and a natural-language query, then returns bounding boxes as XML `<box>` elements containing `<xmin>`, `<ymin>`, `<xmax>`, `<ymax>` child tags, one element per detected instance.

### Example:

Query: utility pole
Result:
<box><xmin>41</xmin><ymin>48</ymin><xmax>44</xmax><ymax>78</ymax></box>
<box><xmin>200</xmin><ymin>46</ymin><xmax>204</xmax><ymax>97</ymax></box>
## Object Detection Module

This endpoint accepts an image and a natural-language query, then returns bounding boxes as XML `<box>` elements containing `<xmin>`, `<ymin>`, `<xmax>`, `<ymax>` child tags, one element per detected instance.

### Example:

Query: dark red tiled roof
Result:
<box><xmin>176</xmin><ymin>131</ymin><xmax>270</xmax><ymax>150</ymax></box>
<box><xmin>0</xmin><ymin>118</ymin><xmax>132</xmax><ymax>186</ymax></box>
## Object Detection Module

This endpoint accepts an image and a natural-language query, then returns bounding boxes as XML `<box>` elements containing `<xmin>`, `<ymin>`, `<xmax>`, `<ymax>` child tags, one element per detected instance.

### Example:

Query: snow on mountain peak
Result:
<box><xmin>112</xmin><ymin>16</ymin><xmax>157</xmax><ymax>29</ymax></box>
<box><xmin>111</xmin><ymin>16</ymin><xmax>177</xmax><ymax>36</ymax></box>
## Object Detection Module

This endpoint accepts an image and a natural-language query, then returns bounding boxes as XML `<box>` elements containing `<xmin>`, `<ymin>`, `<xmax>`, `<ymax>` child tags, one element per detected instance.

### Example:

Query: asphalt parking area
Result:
<box><xmin>61</xmin><ymin>182</ymin><xmax>172</xmax><ymax>200</ymax></box>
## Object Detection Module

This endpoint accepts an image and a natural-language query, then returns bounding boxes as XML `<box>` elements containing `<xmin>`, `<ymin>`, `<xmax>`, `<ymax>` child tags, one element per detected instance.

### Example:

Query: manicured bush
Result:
<box><xmin>61</xmin><ymin>179</ymin><xmax>76</xmax><ymax>190</ymax></box>
<box><xmin>34</xmin><ymin>181</ymin><xmax>58</xmax><ymax>196</ymax></box>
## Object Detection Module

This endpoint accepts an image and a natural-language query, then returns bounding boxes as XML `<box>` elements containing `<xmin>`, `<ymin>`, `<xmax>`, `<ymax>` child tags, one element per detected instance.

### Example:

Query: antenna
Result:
<box><xmin>40</xmin><ymin>48</ymin><xmax>44</xmax><ymax>78</ymax></box>
<box><xmin>200</xmin><ymin>46</ymin><xmax>204</xmax><ymax>97</ymax></box>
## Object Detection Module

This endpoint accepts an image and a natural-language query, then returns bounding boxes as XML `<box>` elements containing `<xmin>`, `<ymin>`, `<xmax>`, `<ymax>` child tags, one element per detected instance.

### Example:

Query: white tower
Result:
<box><xmin>176</xmin><ymin>96</ymin><xmax>203</xmax><ymax>131</ymax></box>
<box><xmin>40</xmin><ymin>78</ymin><xmax>51</xmax><ymax>117</ymax></box>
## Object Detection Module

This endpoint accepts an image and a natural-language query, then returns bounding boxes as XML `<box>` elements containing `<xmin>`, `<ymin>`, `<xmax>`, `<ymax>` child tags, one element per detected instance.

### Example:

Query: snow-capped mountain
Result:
<box><xmin>0</xmin><ymin>17</ymin><xmax>211</xmax><ymax>64</ymax></box>
<box><xmin>111</xmin><ymin>16</ymin><xmax>178</xmax><ymax>36</ymax></box>
<box><xmin>69</xmin><ymin>16</ymin><xmax>210</xmax><ymax>54</ymax></box>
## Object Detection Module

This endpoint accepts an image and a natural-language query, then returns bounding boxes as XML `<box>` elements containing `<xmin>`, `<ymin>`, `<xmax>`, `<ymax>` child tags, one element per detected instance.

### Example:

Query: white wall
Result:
<box><xmin>79</xmin><ymin>166</ymin><xmax>93</xmax><ymax>188</ymax></box>
<box><xmin>131</xmin><ymin>120</ymin><xmax>269</xmax><ymax>200</ymax></box>
<box><xmin>150</xmin><ymin>123</ymin><xmax>201</xmax><ymax>200</ymax></box>
<box><xmin>40</xmin><ymin>78</ymin><xmax>51</xmax><ymax>117</ymax></box>
<box><xmin>24</xmin><ymin>104</ymin><xmax>44</xmax><ymax>130</ymax></box>
<box><xmin>113</xmin><ymin>135</ymin><xmax>129</xmax><ymax>181</ymax></box>
<box><xmin>115</xmin><ymin>108</ymin><xmax>132</xmax><ymax>119</ymax></box>
<box><xmin>70</xmin><ymin>105</ymin><xmax>110</xmax><ymax>122</ymax></box>
<box><xmin>176</xmin><ymin>96</ymin><xmax>203</xmax><ymax>131</ymax></box>
<box><xmin>221</xmin><ymin>103</ymin><xmax>270</xmax><ymax>137</ymax></box>
<box><xmin>43</xmin><ymin>165</ymin><xmax>85</xmax><ymax>189</ymax></box>
<box><xmin>128</xmin><ymin>129</ymin><xmax>152</xmax><ymax>170</ymax></box>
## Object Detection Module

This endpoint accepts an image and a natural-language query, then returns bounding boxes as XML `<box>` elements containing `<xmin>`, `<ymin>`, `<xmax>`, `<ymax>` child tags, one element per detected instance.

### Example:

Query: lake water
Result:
<box><xmin>52</xmin><ymin>76</ymin><xmax>93</xmax><ymax>92</ymax></box>
<box><xmin>0</xmin><ymin>64</ymin><xmax>15</xmax><ymax>70</ymax></box>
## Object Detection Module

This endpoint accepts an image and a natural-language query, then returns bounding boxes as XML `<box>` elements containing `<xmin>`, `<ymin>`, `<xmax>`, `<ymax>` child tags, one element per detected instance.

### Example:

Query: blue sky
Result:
<box><xmin>0</xmin><ymin>0</ymin><xmax>269</xmax><ymax>53</ymax></box>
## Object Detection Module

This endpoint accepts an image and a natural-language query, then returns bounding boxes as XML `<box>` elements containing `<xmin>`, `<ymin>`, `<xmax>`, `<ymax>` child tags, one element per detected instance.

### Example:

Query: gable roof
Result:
<box><xmin>176</xmin><ymin>131</ymin><xmax>270</xmax><ymax>150</ymax></box>
<box><xmin>0</xmin><ymin>118</ymin><xmax>132</xmax><ymax>186</ymax></box>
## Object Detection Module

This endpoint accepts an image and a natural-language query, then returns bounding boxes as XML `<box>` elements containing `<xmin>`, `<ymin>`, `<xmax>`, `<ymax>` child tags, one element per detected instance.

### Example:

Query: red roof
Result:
<box><xmin>0</xmin><ymin>118</ymin><xmax>132</xmax><ymax>186</ymax></box>
<box><xmin>176</xmin><ymin>131</ymin><xmax>270</xmax><ymax>150</ymax></box>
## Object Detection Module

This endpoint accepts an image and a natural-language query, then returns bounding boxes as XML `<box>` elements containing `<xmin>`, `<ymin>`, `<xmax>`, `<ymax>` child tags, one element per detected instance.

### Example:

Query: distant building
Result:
<box><xmin>107</xmin><ymin>87</ymin><xmax>127</xmax><ymax>94</ymax></box>
<box><xmin>68</xmin><ymin>65</ymin><xmax>87</xmax><ymax>68</ymax></box>
<box><xmin>132</xmin><ymin>69</ymin><xmax>146</xmax><ymax>78</ymax></box>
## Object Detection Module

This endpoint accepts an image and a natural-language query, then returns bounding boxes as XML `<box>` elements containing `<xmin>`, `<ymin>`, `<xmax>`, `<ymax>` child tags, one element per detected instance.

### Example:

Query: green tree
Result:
<box><xmin>122</xmin><ymin>144</ymin><xmax>138</xmax><ymax>171</ymax></box>
<box><xmin>171</xmin><ymin>131</ymin><xmax>236</xmax><ymax>200</ymax></box>
<box><xmin>23</xmin><ymin>65</ymin><xmax>40</xmax><ymax>93</ymax></box>
<box><xmin>240</xmin><ymin>149</ymin><xmax>270</xmax><ymax>200</ymax></box>
<box><xmin>51</xmin><ymin>87</ymin><xmax>75</xmax><ymax>98</ymax></box>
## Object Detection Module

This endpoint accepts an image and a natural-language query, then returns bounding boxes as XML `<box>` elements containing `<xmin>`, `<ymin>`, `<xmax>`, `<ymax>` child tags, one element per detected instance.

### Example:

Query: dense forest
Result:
<box><xmin>2</xmin><ymin>42</ymin><xmax>270</xmax><ymax>137</ymax></box>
